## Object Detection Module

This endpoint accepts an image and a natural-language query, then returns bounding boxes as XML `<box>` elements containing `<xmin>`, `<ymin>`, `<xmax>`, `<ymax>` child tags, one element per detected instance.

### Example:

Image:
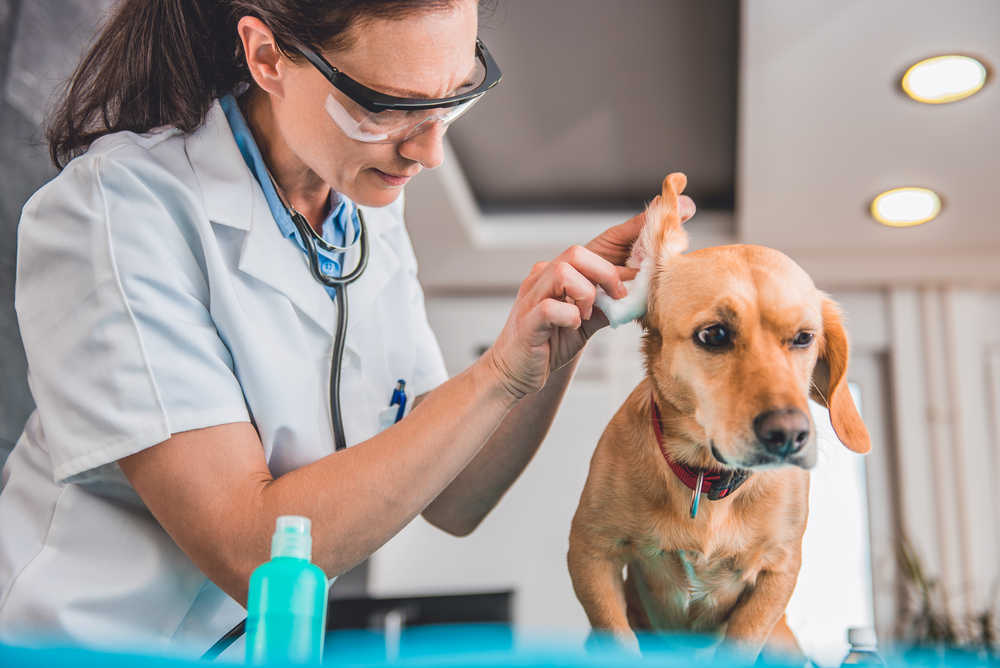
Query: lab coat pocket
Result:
<box><xmin>376</xmin><ymin>405</ymin><xmax>400</xmax><ymax>433</ymax></box>
<box><xmin>368</xmin><ymin>295</ymin><xmax>418</xmax><ymax>400</ymax></box>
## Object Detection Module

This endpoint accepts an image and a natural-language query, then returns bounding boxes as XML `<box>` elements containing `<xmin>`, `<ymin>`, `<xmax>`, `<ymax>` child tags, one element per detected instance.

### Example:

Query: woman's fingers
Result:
<box><xmin>585</xmin><ymin>194</ymin><xmax>697</xmax><ymax>265</ymax></box>
<box><xmin>522</xmin><ymin>298</ymin><xmax>584</xmax><ymax>343</ymax></box>
<box><xmin>516</xmin><ymin>261</ymin><xmax>548</xmax><ymax>299</ymax></box>
<box><xmin>618</xmin><ymin>266</ymin><xmax>639</xmax><ymax>282</ymax></box>
<box><xmin>524</xmin><ymin>245</ymin><xmax>627</xmax><ymax>323</ymax></box>
<box><xmin>587</xmin><ymin>211</ymin><xmax>646</xmax><ymax>266</ymax></box>
<box><xmin>523</xmin><ymin>251</ymin><xmax>641</xmax><ymax>328</ymax></box>
<box><xmin>489</xmin><ymin>190</ymin><xmax>698</xmax><ymax>397</ymax></box>
<box><xmin>557</xmin><ymin>245</ymin><xmax>625</xmax><ymax>299</ymax></box>
<box><xmin>536</xmin><ymin>262</ymin><xmax>597</xmax><ymax>322</ymax></box>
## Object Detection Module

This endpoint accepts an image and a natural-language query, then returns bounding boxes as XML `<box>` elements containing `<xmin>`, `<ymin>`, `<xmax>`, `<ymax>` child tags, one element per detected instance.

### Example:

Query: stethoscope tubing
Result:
<box><xmin>294</xmin><ymin>206</ymin><xmax>369</xmax><ymax>288</ymax></box>
<box><xmin>289</xmin><ymin>206</ymin><xmax>368</xmax><ymax>452</ymax></box>
<box><xmin>201</xmin><ymin>207</ymin><xmax>369</xmax><ymax>660</ymax></box>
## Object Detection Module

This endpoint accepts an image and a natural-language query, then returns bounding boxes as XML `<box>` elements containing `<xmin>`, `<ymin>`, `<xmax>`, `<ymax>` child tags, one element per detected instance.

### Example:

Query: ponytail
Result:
<box><xmin>46</xmin><ymin>0</ymin><xmax>242</xmax><ymax>168</ymax></box>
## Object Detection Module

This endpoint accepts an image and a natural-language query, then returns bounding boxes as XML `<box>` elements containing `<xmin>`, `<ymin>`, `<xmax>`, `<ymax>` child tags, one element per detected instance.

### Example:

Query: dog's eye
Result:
<box><xmin>695</xmin><ymin>324</ymin><xmax>731</xmax><ymax>349</ymax></box>
<box><xmin>791</xmin><ymin>331</ymin><xmax>815</xmax><ymax>348</ymax></box>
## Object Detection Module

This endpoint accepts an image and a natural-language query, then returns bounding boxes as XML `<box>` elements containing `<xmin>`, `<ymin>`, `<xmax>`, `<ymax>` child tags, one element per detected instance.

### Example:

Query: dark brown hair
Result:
<box><xmin>45</xmin><ymin>0</ymin><xmax>464</xmax><ymax>168</ymax></box>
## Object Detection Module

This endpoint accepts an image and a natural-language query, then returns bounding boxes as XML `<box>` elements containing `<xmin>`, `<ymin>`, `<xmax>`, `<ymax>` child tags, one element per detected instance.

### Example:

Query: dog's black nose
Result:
<box><xmin>753</xmin><ymin>409</ymin><xmax>810</xmax><ymax>458</ymax></box>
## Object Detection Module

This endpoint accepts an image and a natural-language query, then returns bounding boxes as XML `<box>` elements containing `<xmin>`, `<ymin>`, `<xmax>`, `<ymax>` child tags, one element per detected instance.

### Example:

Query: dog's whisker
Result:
<box><xmin>809</xmin><ymin>379</ymin><xmax>827</xmax><ymax>405</ymax></box>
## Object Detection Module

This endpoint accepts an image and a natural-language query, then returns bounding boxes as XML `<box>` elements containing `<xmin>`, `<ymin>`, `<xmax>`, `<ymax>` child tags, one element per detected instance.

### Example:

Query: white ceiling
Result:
<box><xmin>738</xmin><ymin>0</ymin><xmax>1000</xmax><ymax>269</ymax></box>
<box><xmin>407</xmin><ymin>0</ymin><xmax>1000</xmax><ymax>291</ymax></box>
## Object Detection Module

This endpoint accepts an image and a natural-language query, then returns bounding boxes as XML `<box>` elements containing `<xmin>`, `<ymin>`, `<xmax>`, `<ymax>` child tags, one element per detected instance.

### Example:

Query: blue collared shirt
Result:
<box><xmin>220</xmin><ymin>94</ymin><xmax>359</xmax><ymax>298</ymax></box>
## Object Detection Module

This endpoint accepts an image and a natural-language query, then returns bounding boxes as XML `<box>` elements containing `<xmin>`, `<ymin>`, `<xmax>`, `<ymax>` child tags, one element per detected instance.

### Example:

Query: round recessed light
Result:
<box><xmin>901</xmin><ymin>55</ymin><xmax>988</xmax><ymax>104</ymax></box>
<box><xmin>871</xmin><ymin>187</ymin><xmax>941</xmax><ymax>227</ymax></box>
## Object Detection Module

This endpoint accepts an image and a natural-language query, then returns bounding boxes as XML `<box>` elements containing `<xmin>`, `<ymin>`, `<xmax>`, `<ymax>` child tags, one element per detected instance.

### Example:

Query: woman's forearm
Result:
<box><xmin>421</xmin><ymin>354</ymin><xmax>582</xmax><ymax>535</ymax></box>
<box><xmin>254</xmin><ymin>358</ymin><xmax>519</xmax><ymax>588</ymax></box>
<box><xmin>124</xmin><ymin>356</ymin><xmax>521</xmax><ymax>607</ymax></box>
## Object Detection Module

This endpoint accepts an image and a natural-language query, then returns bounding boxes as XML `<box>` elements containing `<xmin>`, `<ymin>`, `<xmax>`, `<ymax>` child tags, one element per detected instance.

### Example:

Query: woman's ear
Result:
<box><xmin>810</xmin><ymin>298</ymin><xmax>871</xmax><ymax>453</ymax></box>
<box><xmin>237</xmin><ymin>16</ymin><xmax>287</xmax><ymax>99</ymax></box>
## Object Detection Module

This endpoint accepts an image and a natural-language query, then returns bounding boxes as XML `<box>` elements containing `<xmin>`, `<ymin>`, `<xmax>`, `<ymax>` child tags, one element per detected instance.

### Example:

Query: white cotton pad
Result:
<box><xmin>594</xmin><ymin>258</ymin><xmax>653</xmax><ymax>328</ymax></box>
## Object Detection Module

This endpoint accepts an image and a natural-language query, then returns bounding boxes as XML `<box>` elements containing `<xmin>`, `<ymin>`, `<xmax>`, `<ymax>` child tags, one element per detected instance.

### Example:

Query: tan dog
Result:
<box><xmin>568</xmin><ymin>173</ymin><xmax>870</xmax><ymax>659</ymax></box>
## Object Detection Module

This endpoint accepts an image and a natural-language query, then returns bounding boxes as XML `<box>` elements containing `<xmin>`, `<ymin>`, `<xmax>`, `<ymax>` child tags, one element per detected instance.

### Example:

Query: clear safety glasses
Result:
<box><xmin>296</xmin><ymin>39</ymin><xmax>502</xmax><ymax>144</ymax></box>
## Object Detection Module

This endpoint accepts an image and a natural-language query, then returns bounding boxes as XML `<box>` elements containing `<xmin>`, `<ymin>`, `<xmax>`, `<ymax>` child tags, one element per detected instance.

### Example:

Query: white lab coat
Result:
<box><xmin>0</xmin><ymin>100</ymin><xmax>448</xmax><ymax>656</ymax></box>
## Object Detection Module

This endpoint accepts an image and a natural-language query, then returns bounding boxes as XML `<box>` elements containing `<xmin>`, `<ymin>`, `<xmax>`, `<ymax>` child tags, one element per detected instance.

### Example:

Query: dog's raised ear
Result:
<box><xmin>628</xmin><ymin>172</ymin><xmax>690</xmax><ymax>268</ymax></box>
<box><xmin>810</xmin><ymin>299</ymin><xmax>871</xmax><ymax>453</ymax></box>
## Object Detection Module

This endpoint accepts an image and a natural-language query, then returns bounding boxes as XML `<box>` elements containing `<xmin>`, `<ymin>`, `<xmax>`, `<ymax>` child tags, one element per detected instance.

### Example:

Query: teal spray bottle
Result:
<box><xmin>246</xmin><ymin>516</ymin><xmax>328</xmax><ymax>664</ymax></box>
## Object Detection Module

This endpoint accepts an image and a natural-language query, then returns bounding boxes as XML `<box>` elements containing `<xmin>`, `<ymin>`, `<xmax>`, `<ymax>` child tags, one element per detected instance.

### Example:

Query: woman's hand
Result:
<box><xmin>483</xmin><ymin>196</ymin><xmax>696</xmax><ymax>399</ymax></box>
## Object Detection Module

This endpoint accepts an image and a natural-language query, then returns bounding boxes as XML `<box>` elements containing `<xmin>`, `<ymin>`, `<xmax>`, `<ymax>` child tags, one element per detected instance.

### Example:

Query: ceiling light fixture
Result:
<box><xmin>871</xmin><ymin>187</ymin><xmax>942</xmax><ymax>227</ymax></box>
<box><xmin>901</xmin><ymin>55</ymin><xmax>988</xmax><ymax>104</ymax></box>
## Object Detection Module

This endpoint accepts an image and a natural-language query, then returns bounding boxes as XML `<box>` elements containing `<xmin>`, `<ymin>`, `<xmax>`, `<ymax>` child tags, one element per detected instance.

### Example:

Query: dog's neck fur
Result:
<box><xmin>645</xmin><ymin>379</ymin><xmax>764</xmax><ymax>506</ymax></box>
<box><xmin>647</xmin><ymin>382</ymin><xmax>719</xmax><ymax>470</ymax></box>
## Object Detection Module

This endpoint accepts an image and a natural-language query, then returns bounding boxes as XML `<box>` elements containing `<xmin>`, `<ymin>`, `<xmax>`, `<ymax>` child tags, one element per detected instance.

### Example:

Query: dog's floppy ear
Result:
<box><xmin>628</xmin><ymin>172</ymin><xmax>690</xmax><ymax>268</ymax></box>
<box><xmin>810</xmin><ymin>299</ymin><xmax>871</xmax><ymax>453</ymax></box>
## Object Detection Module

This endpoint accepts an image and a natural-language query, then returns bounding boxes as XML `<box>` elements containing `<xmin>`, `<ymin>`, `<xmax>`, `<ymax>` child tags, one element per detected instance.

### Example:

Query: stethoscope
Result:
<box><xmin>286</xmin><ymin>198</ymin><xmax>369</xmax><ymax>452</ymax></box>
<box><xmin>268</xmin><ymin>168</ymin><xmax>370</xmax><ymax>452</ymax></box>
<box><xmin>202</xmin><ymin>179</ymin><xmax>369</xmax><ymax>661</ymax></box>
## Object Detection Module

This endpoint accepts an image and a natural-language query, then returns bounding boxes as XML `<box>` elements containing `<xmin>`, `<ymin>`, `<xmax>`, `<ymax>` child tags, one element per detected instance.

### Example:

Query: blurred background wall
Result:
<box><xmin>0</xmin><ymin>1</ymin><xmax>998</xmax><ymax>665</ymax></box>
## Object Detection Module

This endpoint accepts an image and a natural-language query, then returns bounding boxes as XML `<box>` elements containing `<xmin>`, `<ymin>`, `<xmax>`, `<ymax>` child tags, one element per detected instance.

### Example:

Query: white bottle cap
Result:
<box><xmin>847</xmin><ymin>626</ymin><xmax>877</xmax><ymax>649</ymax></box>
<box><xmin>276</xmin><ymin>515</ymin><xmax>311</xmax><ymax>534</ymax></box>
<box><xmin>271</xmin><ymin>515</ymin><xmax>313</xmax><ymax>560</ymax></box>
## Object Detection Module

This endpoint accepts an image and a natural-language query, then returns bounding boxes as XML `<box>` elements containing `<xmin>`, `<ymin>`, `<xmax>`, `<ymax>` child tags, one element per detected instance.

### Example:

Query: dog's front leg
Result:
<box><xmin>722</xmin><ymin>569</ymin><xmax>799</xmax><ymax>659</ymax></box>
<box><xmin>567</xmin><ymin>541</ymin><xmax>637</xmax><ymax>652</ymax></box>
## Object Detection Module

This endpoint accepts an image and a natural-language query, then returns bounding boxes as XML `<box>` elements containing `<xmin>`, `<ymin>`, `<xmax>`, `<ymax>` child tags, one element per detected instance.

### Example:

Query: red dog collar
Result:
<box><xmin>650</xmin><ymin>394</ymin><xmax>751</xmax><ymax>509</ymax></box>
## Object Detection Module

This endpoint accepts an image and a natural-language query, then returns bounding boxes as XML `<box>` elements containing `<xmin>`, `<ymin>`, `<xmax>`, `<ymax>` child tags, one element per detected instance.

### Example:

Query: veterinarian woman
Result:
<box><xmin>0</xmin><ymin>0</ymin><xmax>693</xmax><ymax>656</ymax></box>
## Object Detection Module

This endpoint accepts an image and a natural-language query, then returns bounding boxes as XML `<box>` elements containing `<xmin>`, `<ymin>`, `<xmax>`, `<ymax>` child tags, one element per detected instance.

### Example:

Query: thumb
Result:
<box><xmin>586</xmin><ymin>204</ymin><xmax>655</xmax><ymax>265</ymax></box>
